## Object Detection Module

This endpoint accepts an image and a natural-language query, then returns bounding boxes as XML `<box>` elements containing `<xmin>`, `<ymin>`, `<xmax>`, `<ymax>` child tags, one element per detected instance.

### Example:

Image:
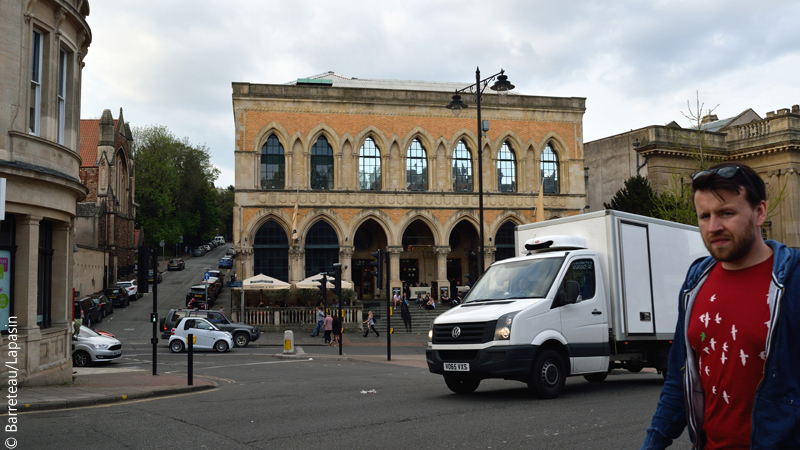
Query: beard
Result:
<box><xmin>703</xmin><ymin>218</ymin><xmax>758</xmax><ymax>263</ymax></box>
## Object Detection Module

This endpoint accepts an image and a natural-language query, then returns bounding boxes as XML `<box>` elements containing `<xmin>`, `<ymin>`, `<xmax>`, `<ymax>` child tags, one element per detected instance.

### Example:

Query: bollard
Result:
<box><xmin>188</xmin><ymin>333</ymin><xmax>194</xmax><ymax>385</ymax></box>
<box><xmin>283</xmin><ymin>330</ymin><xmax>295</xmax><ymax>354</ymax></box>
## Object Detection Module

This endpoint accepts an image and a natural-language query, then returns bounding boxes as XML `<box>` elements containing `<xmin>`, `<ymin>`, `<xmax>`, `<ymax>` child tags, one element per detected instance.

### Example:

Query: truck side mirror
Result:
<box><xmin>565</xmin><ymin>280</ymin><xmax>581</xmax><ymax>304</ymax></box>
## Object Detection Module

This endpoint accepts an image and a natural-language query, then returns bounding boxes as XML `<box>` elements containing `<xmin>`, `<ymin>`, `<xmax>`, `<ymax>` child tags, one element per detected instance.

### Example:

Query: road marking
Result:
<box><xmin>123</xmin><ymin>328</ymin><xmax>136</xmax><ymax>331</ymax></box>
<box><xmin>200</xmin><ymin>359</ymin><xmax>313</xmax><ymax>370</ymax></box>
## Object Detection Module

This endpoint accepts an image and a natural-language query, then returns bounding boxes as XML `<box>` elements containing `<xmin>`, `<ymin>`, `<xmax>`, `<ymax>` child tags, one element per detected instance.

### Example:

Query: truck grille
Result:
<box><xmin>432</xmin><ymin>322</ymin><xmax>496</xmax><ymax>344</ymax></box>
<box><xmin>436</xmin><ymin>350</ymin><xmax>478</xmax><ymax>361</ymax></box>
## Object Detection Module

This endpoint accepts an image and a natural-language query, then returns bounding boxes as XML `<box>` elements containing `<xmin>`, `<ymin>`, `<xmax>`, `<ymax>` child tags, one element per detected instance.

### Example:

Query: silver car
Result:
<box><xmin>72</xmin><ymin>325</ymin><xmax>122</xmax><ymax>367</ymax></box>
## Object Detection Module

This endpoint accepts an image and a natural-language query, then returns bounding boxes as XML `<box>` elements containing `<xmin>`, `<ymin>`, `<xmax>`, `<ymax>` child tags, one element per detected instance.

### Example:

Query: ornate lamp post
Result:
<box><xmin>446</xmin><ymin>68</ymin><xmax>514</xmax><ymax>275</ymax></box>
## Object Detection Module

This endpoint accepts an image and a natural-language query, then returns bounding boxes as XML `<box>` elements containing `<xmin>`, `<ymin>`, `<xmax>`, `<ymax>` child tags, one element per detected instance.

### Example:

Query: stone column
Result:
<box><xmin>289</xmin><ymin>246</ymin><xmax>305</xmax><ymax>284</ymax></box>
<box><xmin>484</xmin><ymin>246</ymin><xmax>497</xmax><ymax>271</ymax></box>
<box><xmin>237</xmin><ymin>247</ymin><xmax>253</xmax><ymax>280</ymax></box>
<box><xmin>339</xmin><ymin>246</ymin><xmax>354</xmax><ymax>283</ymax></box>
<box><xmin>16</xmin><ymin>215</ymin><xmax>43</xmax><ymax>376</ymax></box>
<box><xmin>435</xmin><ymin>246</ymin><xmax>451</xmax><ymax>301</ymax></box>
<box><xmin>388</xmin><ymin>246</ymin><xmax>403</xmax><ymax>296</ymax></box>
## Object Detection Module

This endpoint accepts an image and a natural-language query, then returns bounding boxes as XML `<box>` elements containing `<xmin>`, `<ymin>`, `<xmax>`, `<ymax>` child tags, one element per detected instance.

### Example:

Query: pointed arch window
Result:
<box><xmin>254</xmin><ymin>220</ymin><xmax>289</xmax><ymax>282</ymax></box>
<box><xmin>406</xmin><ymin>139</ymin><xmax>427</xmax><ymax>191</ymax></box>
<box><xmin>311</xmin><ymin>136</ymin><xmax>334</xmax><ymax>190</ymax></box>
<box><xmin>452</xmin><ymin>141</ymin><xmax>472</xmax><ymax>192</ymax></box>
<box><xmin>358</xmin><ymin>137</ymin><xmax>381</xmax><ymax>190</ymax></box>
<box><xmin>498</xmin><ymin>142</ymin><xmax>517</xmax><ymax>192</ymax></box>
<box><xmin>494</xmin><ymin>221</ymin><xmax>516</xmax><ymax>262</ymax></box>
<box><xmin>541</xmin><ymin>143</ymin><xmax>559</xmax><ymax>194</ymax></box>
<box><xmin>305</xmin><ymin>221</ymin><xmax>339</xmax><ymax>277</ymax></box>
<box><xmin>261</xmin><ymin>135</ymin><xmax>285</xmax><ymax>189</ymax></box>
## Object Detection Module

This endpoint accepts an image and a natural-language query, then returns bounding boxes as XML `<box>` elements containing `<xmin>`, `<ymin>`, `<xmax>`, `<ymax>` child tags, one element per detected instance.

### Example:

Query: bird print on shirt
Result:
<box><xmin>710</xmin><ymin>294</ymin><xmax>716</xmax><ymax>302</ymax></box>
<box><xmin>721</xmin><ymin>352</ymin><xmax>727</xmax><ymax>364</ymax></box>
<box><xmin>710</xmin><ymin>338</ymin><xmax>716</xmax><ymax>351</ymax></box>
<box><xmin>731</xmin><ymin>324</ymin><xmax>738</xmax><ymax>341</ymax></box>
<box><xmin>740</xmin><ymin>349</ymin><xmax>749</xmax><ymax>366</ymax></box>
<box><xmin>715</xmin><ymin>313</ymin><xmax>721</xmax><ymax>324</ymax></box>
<box><xmin>723</xmin><ymin>391</ymin><xmax>730</xmax><ymax>404</ymax></box>
<box><xmin>701</xmin><ymin>312</ymin><xmax>711</xmax><ymax>328</ymax></box>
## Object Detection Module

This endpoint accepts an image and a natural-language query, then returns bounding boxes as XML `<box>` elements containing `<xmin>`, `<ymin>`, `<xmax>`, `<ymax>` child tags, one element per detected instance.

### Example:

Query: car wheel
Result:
<box><xmin>444</xmin><ymin>376</ymin><xmax>480</xmax><ymax>394</ymax></box>
<box><xmin>73</xmin><ymin>350</ymin><xmax>90</xmax><ymax>367</ymax></box>
<box><xmin>214</xmin><ymin>340</ymin><xmax>229</xmax><ymax>353</ymax></box>
<box><xmin>170</xmin><ymin>340</ymin><xmax>185</xmax><ymax>353</ymax></box>
<box><xmin>528</xmin><ymin>349</ymin><xmax>566</xmax><ymax>399</ymax></box>
<box><xmin>233</xmin><ymin>333</ymin><xmax>250</xmax><ymax>348</ymax></box>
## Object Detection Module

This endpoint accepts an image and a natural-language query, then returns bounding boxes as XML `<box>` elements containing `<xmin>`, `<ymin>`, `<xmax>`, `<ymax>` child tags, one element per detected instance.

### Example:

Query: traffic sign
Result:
<box><xmin>204</xmin><ymin>271</ymin><xmax>210</xmax><ymax>281</ymax></box>
<box><xmin>159</xmin><ymin>240</ymin><xmax>165</xmax><ymax>247</ymax></box>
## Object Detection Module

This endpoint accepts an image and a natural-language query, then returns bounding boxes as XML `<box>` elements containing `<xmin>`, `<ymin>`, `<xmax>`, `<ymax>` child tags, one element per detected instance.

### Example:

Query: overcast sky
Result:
<box><xmin>81</xmin><ymin>0</ymin><xmax>800</xmax><ymax>188</ymax></box>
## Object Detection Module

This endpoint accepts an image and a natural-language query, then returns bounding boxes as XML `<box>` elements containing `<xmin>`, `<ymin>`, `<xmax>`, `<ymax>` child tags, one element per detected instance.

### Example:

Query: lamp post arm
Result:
<box><xmin>453</xmin><ymin>68</ymin><xmax>506</xmax><ymax>99</ymax></box>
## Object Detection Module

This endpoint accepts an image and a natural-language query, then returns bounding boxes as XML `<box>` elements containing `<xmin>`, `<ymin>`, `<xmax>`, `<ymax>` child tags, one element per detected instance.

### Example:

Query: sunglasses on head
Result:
<box><xmin>692</xmin><ymin>165</ymin><xmax>760</xmax><ymax>197</ymax></box>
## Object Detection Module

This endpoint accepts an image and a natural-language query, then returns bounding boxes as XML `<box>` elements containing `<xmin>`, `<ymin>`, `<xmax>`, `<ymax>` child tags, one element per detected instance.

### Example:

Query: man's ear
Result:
<box><xmin>755</xmin><ymin>200</ymin><xmax>768</xmax><ymax>227</ymax></box>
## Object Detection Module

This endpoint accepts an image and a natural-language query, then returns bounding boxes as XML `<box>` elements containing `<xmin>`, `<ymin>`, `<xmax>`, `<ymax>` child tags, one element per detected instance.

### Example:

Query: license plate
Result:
<box><xmin>444</xmin><ymin>363</ymin><xmax>469</xmax><ymax>371</ymax></box>
<box><xmin>113</xmin><ymin>351</ymin><xmax>121</xmax><ymax>356</ymax></box>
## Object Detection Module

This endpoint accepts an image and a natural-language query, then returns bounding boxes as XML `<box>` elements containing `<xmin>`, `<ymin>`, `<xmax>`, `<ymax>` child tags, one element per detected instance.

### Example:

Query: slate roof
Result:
<box><xmin>699</xmin><ymin>117</ymin><xmax>735</xmax><ymax>133</ymax></box>
<box><xmin>288</xmin><ymin>71</ymin><xmax>518</xmax><ymax>95</ymax></box>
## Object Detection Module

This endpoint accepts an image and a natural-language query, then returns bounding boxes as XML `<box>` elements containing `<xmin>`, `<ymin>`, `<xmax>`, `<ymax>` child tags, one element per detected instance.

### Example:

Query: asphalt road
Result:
<box><xmin>12</xmin><ymin>244</ymin><xmax>695</xmax><ymax>449</ymax></box>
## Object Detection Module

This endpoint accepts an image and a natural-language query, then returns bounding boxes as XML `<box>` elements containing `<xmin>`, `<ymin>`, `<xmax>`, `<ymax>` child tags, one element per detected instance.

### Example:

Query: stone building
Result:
<box><xmin>0</xmin><ymin>0</ymin><xmax>91</xmax><ymax>385</ymax></box>
<box><xmin>75</xmin><ymin>108</ymin><xmax>137</xmax><ymax>297</ymax></box>
<box><xmin>585</xmin><ymin>105</ymin><xmax>800</xmax><ymax>248</ymax></box>
<box><xmin>232</xmin><ymin>72</ymin><xmax>587</xmax><ymax>299</ymax></box>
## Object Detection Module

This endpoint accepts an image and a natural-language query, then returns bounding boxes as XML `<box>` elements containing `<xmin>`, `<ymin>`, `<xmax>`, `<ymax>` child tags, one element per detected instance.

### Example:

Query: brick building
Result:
<box><xmin>76</xmin><ymin>108</ymin><xmax>137</xmax><ymax>295</ymax></box>
<box><xmin>232</xmin><ymin>72</ymin><xmax>587</xmax><ymax>299</ymax></box>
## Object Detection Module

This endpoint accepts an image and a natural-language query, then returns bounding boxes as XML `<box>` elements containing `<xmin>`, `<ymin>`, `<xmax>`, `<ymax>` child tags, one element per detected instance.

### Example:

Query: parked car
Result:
<box><xmin>168</xmin><ymin>258</ymin><xmax>185</xmax><ymax>271</ymax></box>
<box><xmin>104</xmin><ymin>286</ymin><xmax>130</xmax><ymax>307</ymax></box>
<box><xmin>226</xmin><ymin>247</ymin><xmax>234</xmax><ymax>256</ymax></box>
<box><xmin>218</xmin><ymin>256</ymin><xmax>233</xmax><ymax>269</ymax></box>
<box><xmin>208</xmin><ymin>269</ymin><xmax>225</xmax><ymax>286</ymax></box>
<box><xmin>92</xmin><ymin>294</ymin><xmax>113</xmax><ymax>319</ymax></box>
<box><xmin>159</xmin><ymin>309</ymin><xmax>260</xmax><ymax>347</ymax></box>
<box><xmin>203</xmin><ymin>244</ymin><xmax>212</xmax><ymax>252</ymax></box>
<box><xmin>168</xmin><ymin>317</ymin><xmax>233</xmax><ymax>353</ymax></box>
<box><xmin>148</xmin><ymin>269</ymin><xmax>163</xmax><ymax>284</ymax></box>
<box><xmin>201</xmin><ymin>277</ymin><xmax>222</xmax><ymax>296</ymax></box>
<box><xmin>215</xmin><ymin>236</ymin><xmax>225</xmax><ymax>245</ymax></box>
<box><xmin>72</xmin><ymin>325</ymin><xmax>122</xmax><ymax>367</ymax></box>
<box><xmin>193</xmin><ymin>246</ymin><xmax>205</xmax><ymax>257</ymax></box>
<box><xmin>74</xmin><ymin>297</ymin><xmax>102</xmax><ymax>326</ymax></box>
<box><xmin>116</xmin><ymin>280</ymin><xmax>140</xmax><ymax>300</ymax></box>
<box><xmin>186</xmin><ymin>284</ymin><xmax>216</xmax><ymax>309</ymax></box>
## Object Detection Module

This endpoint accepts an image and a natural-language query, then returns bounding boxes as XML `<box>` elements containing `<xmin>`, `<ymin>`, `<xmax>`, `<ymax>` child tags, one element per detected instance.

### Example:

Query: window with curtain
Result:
<box><xmin>498</xmin><ymin>142</ymin><xmax>516</xmax><ymax>192</ymax></box>
<box><xmin>311</xmin><ymin>136</ymin><xmax>334</xmax><ymax>190</ymax></box>
<box><xmin>261</xmin><ymin>135</ymin><xmax>285</xmax><ymax>189</ymax></box>
<box><xmin>452</xmin><ymin>141</ymin><xmax>472</xmax><ymax>192</ymax></box>
<box><xmin>541</xmin><ymin>143</ymin><xmax>559</xmax><ymax>194</ymax></box>
<box><xmin>358</xmin><ymin>137</ymin><xmax>381</xmax><ymax>190</ymax></box>
<box><xmin>406</xmin><ymin>139</ymin><xmax>427</xmax><ymax>191</ymax></box>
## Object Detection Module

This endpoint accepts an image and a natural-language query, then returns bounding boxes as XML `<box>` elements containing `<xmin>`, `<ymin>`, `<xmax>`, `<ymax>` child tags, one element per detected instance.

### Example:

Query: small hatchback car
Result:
<box><xmin>168</xmin><ymin>258</ymin><xmax>186</xmax><ymax>271</ymax></box>
<box><xmin>72</xmin><ymin>325</ymin><xmax>122</xmax><ymax>367</ymax></box>
<box><xmin>169</xmin><ymin>317</ymin><xmax>233</xmax><ymax>353</ymax></box>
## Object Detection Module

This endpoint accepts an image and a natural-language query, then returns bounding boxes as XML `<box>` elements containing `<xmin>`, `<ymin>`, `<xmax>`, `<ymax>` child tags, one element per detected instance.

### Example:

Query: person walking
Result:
<box><xmin>362</xmin><ymin>310</ymin><xmax>379</xmax><ymax>337</ymax></box>
<box><xmin>641</xmin><ymin>163</ymin><xmax>800</xmax><ymax>449</ymax></box>
<box><xmin>331</xmin><ymin>314</ymin><xmax>342</xmax><ymax>346</ymax></box>
<box><xmin>323</xmin><ymin>312</ymin><xmax>333</xmax><ymax>345</ymax></box>
<box><xmin>400</xmin><ymin>300</ymin><xmax>412</xmax><ymax>333</ymax></box>
<box><xmin>310</xmin><ymin>305</ymin><xmax>324</xmax><ymax>337</ymax></box>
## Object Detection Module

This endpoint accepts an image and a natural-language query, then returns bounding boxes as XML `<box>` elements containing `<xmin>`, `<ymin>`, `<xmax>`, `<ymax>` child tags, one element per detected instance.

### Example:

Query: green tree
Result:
<box><xmin>604</xmin><ymin>175</ymin><xmax>658</xmax><ymax>217</ymax></box>
<box><xmin>214</xmin><ymin>185</ymin><xmax>235</xmax><ymax>238</ymax></box>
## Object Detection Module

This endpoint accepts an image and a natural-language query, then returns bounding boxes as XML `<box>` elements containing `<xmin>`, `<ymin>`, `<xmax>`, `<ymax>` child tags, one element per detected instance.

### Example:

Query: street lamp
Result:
<box><xmin>446</xmin><ymin>68</ymin><xmax>515</xmax><ymax>275</ymax></box>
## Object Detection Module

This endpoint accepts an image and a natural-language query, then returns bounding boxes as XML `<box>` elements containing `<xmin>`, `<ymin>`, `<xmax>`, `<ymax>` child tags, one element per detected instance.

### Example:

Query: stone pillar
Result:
<box><xmin>16</xmin><ymin>215</ymin><xmax>43</xmax><ymax>377</ymax></box>
<box><xmin>289</xmin><ymin>246</ymin><xmax>305</xmax><ymax>284</ymax></box>
<box><xmin>388</xmin><ymin>246</ymin><xmax>403</xmax><ymax>295</ymax></box>
<box><xmin>435</xmin><ymin>246</ymin><xmax>451</xmax><ymax>301</ymax></box>
<box><xmin>484</xmin><ymin>246</ymin><xmax>497</xmax><ymax>271</ymax></box>
<box><xmin>237</xmin><ymin>247</ymin><xmax>253</xmax><ymax>280</ymax></box>
<box><xmin>339</xmin><ymin>246</ymin><xmax>354</xmax><ymax>283</ymax></box>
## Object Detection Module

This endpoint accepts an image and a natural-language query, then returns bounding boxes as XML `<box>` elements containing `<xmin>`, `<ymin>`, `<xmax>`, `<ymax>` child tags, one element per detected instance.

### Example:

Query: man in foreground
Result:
<box><xmin>642</xmin><ymin>163</ymin><xmax>800</xmax><ymax>449</ymax></box>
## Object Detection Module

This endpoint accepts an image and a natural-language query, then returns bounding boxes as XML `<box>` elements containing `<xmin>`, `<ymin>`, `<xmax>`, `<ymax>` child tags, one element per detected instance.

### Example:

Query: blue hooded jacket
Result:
<box><xmin>642</xmin><ymin>240</ymin><xmax>800</xmax><ymax>449</ymax></box>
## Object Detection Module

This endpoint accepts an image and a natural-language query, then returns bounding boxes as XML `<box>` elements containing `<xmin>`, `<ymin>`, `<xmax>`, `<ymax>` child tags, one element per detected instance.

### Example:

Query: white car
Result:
<box><xmin>72</xmin><ymin>325</ymin><xmax>122</xmax><ymax>367</ymax></box>
<box><xmin>169</xmin><ymin>317</ymin><xmax>233</xmax><ymax>353</ymax></box>
<box><xmin>116</xmin><ymin>280</ymin><xmax>140</xmax><ymax>299</ymax></box>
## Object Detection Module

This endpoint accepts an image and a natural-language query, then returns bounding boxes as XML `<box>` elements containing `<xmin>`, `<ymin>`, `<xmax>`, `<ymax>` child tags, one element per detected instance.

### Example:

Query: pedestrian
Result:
<box><xmin>641</xmin><ymin>163</ymin><xmax>800</xmax><ymax>449</ymax></box>
<box><xmin>310</xmin><ymin>306</ymin><xmax>324</xmax><ymax>337</ymax></box>
<box><xmin>218</xmin><ymin>305</ymin><xmax>225</xmax><ymax>315</ymax></box>
<box><xmin>416</xmin><ymin>293</ymin><xmax>424</xmax><ymax>309</ymax></box>
<box><xmin>400</xmin><ymin>301</ymin><xmax>412</xmax><ymax>333</ymax></box>
<box><xmin>393</xmin><ymin>290</ymin><xmax>401</xmax><ymax>309</ymax></box>
<box><xmin>323</xmin><ymin>312</ymin><xmax>333</xmax><ymax>344</ymax></box>
<box><xmin>331</xmin><ymin>314</ymin><xmax>342</xmax><ymax>346</ymax></box>
<box><xmin>362</xmin><ymin>310</ymin><xmax>379</xmax><ymax>337</ymax></box>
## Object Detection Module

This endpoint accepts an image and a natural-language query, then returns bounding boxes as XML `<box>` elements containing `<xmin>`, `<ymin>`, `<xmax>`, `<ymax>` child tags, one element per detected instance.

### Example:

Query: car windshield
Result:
<box><xmin>463</xmin><ymin>256</ymin><xmax>565</xmax><ymax>303</ymax></box>
<box><xmin>117</xmin><ymin>281</ymin><xmax>132</xmax><ymax>287</ymax></box>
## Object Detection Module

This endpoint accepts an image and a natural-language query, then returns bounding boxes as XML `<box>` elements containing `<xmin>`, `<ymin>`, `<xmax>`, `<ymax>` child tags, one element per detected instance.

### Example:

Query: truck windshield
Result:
<box><xmin>463</xmin><ymin>257</ymin><xmax>564</xmax><ymax>302</ymax></box>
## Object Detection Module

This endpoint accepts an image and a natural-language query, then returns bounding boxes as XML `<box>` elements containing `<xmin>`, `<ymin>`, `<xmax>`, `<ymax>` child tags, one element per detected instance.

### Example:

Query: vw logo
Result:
<box><xmin>451</xmin><ymin>327</ymin><xmax>461</xmax><ymax>339</ymax></box>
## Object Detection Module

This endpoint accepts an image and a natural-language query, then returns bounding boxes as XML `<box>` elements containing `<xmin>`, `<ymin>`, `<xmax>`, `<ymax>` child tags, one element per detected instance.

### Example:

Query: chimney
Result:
<box><xmin>792</xmin><ymin>105</ymin><xmax>799</xmax><ymax>115</ymax></box>
<box><xmin>701</xmin><ymin>114</ymin><xmax>719</xmax><ymax>125</ymax></box>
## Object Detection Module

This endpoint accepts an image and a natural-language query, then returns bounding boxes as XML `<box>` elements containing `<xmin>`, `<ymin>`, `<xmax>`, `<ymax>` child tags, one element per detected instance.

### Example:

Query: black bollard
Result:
<box><xmin>188</xmin><ymin>333</ymin><xmax>193</xmax><ymax>386</ymax></box>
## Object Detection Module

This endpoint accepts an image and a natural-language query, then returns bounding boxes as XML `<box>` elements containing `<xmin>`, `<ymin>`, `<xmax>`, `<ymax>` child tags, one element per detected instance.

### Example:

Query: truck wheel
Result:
<box><xmin>528</xmin><ymin>349</ymin><xmax>566</xmax><ymax>399</ymax></box>
<box><xmin>444</xmin><ymin>376</ymin><xmax>480</xmax><ymax>394</ymax></box>
<box><xmin>170</xmin><ymin>340</ymin><xmax>185</xmax><ymax>353</ymax></box>
<box><xmin>584</xmin><ymin>372</ymin><xmax>608</xmax><ymax>383</ymax></box>
<box><xmin>233</xmin><ymin>333</ymin><xmax>250</xmax><ymax>348</ymax></box>
<box><xmin>73</xmin><ymin>350</ymin><xmax>90</xmax><ymax>367</ymax></box>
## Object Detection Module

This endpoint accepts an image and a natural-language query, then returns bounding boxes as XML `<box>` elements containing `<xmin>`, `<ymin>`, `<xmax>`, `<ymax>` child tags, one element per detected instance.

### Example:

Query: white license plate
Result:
<box><xmin>444</xmin><ymin>363</ymin><xmax>469</xmax><ymax>371</ymax></box>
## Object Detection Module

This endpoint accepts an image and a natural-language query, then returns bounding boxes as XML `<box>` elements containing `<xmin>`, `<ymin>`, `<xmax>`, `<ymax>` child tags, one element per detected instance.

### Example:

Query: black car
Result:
<box><xmin>104</xmin><ymin>286</ymin><xmax>130</xmax><ymax>307</ymax></box>
<box><xmin>74</xmin><ymin>297</ymin><xmax>102</xmax><ymax>327</ymax></box>
<box><xmin>167</xmin><ymin>259</ymin><xmax>185</xmax><ymax>271</ymax></box>
<box><xmin>185</xmin><ymin>284</ymin><xmax>215</xmax><ymax>309</ymax></box>
<box><xmin>148</xmin><ymin>270</ymin><xmax>163</xmax><ymax>284</ymax></box>
<box><xmin>92</xmin><ymin>295</ymin><xmax>114</xmax><ymax>319</ymax></box>
<box><xmin>160</xmin><ymin>309</ymin><xmax>261</xmax><ymax>347</ymax></box>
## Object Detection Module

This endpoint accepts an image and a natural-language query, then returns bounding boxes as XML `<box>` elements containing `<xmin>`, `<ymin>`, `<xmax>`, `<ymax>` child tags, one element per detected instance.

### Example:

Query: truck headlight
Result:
<box><xmin>428</xmin><ymin>322</ymin><xmax>434</xmax><ymax>341</ymax></box>
<box><xmin>494</xmin><ymin>312</ymin><xmax>520</xmax><ymax>341</ymax></box>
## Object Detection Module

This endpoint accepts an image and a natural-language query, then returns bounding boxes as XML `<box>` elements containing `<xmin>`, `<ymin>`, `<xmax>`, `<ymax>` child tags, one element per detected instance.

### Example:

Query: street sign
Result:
<box><xmin>159</xmin><ymin>240</ymin><xmax>165</xmax><ymax>247</ymax></box>
<box><xmin>179</xmin><ymin>235</ymin><xmax>183</xmax><ymax>243</ymax></box>
<box><xmin>228</xmin><ymin>281</ymin><xmax>242</xmax><ymax>288</ymax></box>
<box><xmin>204</xmin><ymin>271</ymin><xmax>210</xmax><ymax>281</ymax></box>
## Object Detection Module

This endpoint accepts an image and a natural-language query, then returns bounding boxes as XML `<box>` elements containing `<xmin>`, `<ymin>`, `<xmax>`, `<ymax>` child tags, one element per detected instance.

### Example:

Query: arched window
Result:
<box><xmin>406</xmin><ymin>139</ymin><xmax>427</xmax><ymax>191</ymax></box>
<box><xmin>311</xmin><ymin>136</ymin><xmax>333</xmax><ymax>190</ymax></box>
<box><xmin>541</xmin><ymin>143</ymin><xmax>559</xmax><ymax>194</ymax></box>
<box><xmin>254</xmin><ymin>220</ymin><xmax>289</xmax><ymax>282</ymax></box>
<box><xmin>452</xmin><ymin>141</ymin><xmax>472</xmax><ymax>192</ymax></box>
<box><xmin>358</xmin><ymin>137</ymin><xmax>381</xmax><ymax>190</ymax></box>
<box><xmin>305</xmin><ymin>221</ymin><xmax>339</xmax><ymax>278</ymax></box>
<box><xmin>498</xmin><ymin>142</ymin><xmax>516</xmax><ymax>192</ymax></box>
<box><xmin>494</xmin><ymin>221</ymin><xmax>516</xmax><ymax>262</ymax></box>
<box><xmin>261</xmin><ymin>135</ymin><xmax>285</xmax><ymax>189</ymax></box>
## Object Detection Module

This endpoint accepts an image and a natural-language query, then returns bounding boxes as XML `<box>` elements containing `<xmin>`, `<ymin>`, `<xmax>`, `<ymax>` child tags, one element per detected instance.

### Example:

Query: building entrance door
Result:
<box><xmin>400</xmin><ymin>259</ymin><xmax>418</xmax><ymax>285</ymax></box>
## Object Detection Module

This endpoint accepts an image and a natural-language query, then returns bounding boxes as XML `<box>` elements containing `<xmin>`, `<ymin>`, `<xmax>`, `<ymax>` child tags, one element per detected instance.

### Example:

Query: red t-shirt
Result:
<box><xmin>687</xmin><ymin>256</ymin><xmax>772</xmax><ymax>449</ymax></box>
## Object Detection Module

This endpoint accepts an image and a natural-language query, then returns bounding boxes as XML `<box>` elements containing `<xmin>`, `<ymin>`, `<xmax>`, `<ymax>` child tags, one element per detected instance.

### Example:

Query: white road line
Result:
<box><xmin>201</xmin><ymin>359</ymin><xmax>313</xmax><ymax>370</ymax></box>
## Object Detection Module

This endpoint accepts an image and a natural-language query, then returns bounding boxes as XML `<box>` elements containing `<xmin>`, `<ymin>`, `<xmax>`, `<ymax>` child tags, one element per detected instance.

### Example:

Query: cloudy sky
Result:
<box><xmin>81</xmin><ymin>0</ymin><xmax>800</xmax><ymax>188</ymax></box>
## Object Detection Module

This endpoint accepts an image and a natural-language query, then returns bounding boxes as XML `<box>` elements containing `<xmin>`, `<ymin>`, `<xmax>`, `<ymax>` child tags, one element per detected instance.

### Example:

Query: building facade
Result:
<box><xmin>0</xmin><ymin>0</ymin><xmax>91</xmax><ymax>385</ymax></box>
<box><xmin>585</xmin><ymin>105</ymin><xmax>800</xmax><ymax>248</ymax></box>
<box><xmin>75</xmin><ymin>108</ymin><xmax>136</xmax><ymax>297</ymax></box>
<box><xmin>232</xmin><ymin>73</ymin><xmax>587</xmax><ymax>299</ymax></box>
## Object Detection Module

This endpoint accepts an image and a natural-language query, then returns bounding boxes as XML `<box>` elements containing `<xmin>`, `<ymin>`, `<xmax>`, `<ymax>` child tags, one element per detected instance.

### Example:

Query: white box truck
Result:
<box><xmin>426</xmin><ymin>210</ymin><xmax>709</xmax><ymax>398</ymax></box>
